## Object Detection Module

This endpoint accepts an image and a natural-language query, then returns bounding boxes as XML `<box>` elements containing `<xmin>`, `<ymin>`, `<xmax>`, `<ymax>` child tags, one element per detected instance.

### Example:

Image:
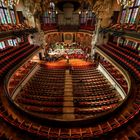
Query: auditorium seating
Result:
<box><xmin>108</xmin><ymin>42</ymin><xmax>139</xmax><ymax>58</ymax></box>
<box><xmin>0</xmin><ymin>43</ymin><xmax>140</xmax><ymax>139</ymax></box>
<box><xmin>0</xmin><ymin>79</ymin><xmax>140</xmax><ymax>139</ymax></box>
<box><xmin>110</xmin><ymin>23</ymin><xmax>138</xmax><ymax>32</ymax></box>
<box><xmin>8</xmin><ymin>61</ymin><xmax>37</xmax><ymax>95</ymax></box>
<box><xmin>0</xmin><ymin>42</ymin><xmax>39</xmax><ymax>79</ymax></box>
<box><xmin>100</xmin><ymin>60</ymin><xmax>128</xmax><ymax>93</ymax></box>
<box><xmin>9</xmin><ymin>63</ymin><xmax>125</xmax><ymax>124</ymax></box>
<box><xmin>97</xmin><ymin>43</ymin><xmax>140</xmax><ymax>83</ymax></box>
<box><xmin>0</xmin><ymin>22</ymin><xmax>140</xmax><ymax>140</ymax></box>
<box><xmin>0</xmin><ymin>1</ymin><xmax>140</xmax><ymax>139</ymax></box>
<box><xmin>71</xmin><ymin>66</ymin><xmax>121</xmax><ymax>118</ymax></box>
<box><xmin>0</xmin><ymin>23</ymin><xmax>33</xmax><ymax>32</ymax></box>
<box><xmin>0</xmin><ymin>101</ymin><xmax>139</xmax><ymax>139</ymax></box>
<box><xmin>15</xmin><ymin>66</ymin><xmax>65</xmax><ymax>115</ymax></box>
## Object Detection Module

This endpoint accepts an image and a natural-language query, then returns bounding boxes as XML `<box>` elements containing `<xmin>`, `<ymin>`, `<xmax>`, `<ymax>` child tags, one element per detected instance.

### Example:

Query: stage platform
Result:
<box><xmin>44</xmin><ymin>59</ymin><xmax>94</xmax><ymax>69</ymax></box>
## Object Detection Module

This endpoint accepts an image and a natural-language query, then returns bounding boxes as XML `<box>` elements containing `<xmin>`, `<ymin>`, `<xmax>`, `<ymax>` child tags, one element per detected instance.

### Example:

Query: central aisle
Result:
<box><xmin>63</xmin><ymin>70</ymin><xmax>75</xmax><ymax>120</ymax></box>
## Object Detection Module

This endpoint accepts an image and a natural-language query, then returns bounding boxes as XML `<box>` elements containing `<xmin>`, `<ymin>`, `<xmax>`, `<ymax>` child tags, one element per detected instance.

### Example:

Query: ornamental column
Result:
<box><xmin>91</xmin><ymin>18</ymin><xmax>101</xmax><ymax>59</ymax></box>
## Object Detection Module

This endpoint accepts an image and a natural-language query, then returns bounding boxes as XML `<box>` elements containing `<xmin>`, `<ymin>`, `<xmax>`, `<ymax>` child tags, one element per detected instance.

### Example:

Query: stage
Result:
<box><xmin>44</xmin><ymin>59</ymin><xmax>94</xmax><ymax>69</ymax></box>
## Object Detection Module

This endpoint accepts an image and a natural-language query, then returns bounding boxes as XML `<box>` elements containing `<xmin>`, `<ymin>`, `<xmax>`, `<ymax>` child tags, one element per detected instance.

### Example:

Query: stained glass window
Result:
<box><xmin>87</xmin><ymin>10</ymin><xmax>93</xmax><ymax>19</ymax></box>
<box><xmin>0</xmin><ymin>8</ymin><xmax>7</xmax><ymax>24</ymax></box>
<box><xmin>8</xmin><ymin>39</ymin><xmax>14</xmax><ymax>46</ymax></box>
<box><xmin>1</xmin><ymin>0</ymin><xmax>6</xmax><ymax>7</ymax></box>
<box><xmin>124</xmin><ymin>40</ymin><xmax>128</xmax><ymax>46</ymax></box>
<box><xmin>0</xmin><ymin>0</ymin><xmax>16</xmax><ymax>25</ymax></box>
<box><xmin>120</xmin><ymin>0</ymin><xmax>140</xmax><ymax>24</ymax></box>
<box><xmin>17</xmin><ymin>37</ymin><xmax>21</xmax><ymax>43</ymax></box>
<box><xmin>43</xmin><ymin>2</ymin><xmax>56</xmax><ymax>24</ymax></box>
<box><xmin>120</xmin><ymin>10</ymin><xmax>126</xmax><ymax>23</ymax></box>
<box><xmin>0</xmin><ymin>41</ymin><xmax>5</xmax><ymax>49</ymax></box>
<box><xmin>119</xmin><ymin>38</ymin><xmax>124</xmax><ymax>46</ymax></box>
<box><xmin>125</xmin><ymin>9</ymin><xmax>132</xmax><ymax>23</ymax></box>
<box><xmin>135</xmin><ymin>0</ymin><xmax>140</xmax><ymax>6</ymax></box>
<box><xmin>2</xmin><ymin>41</ymin><xmax>5</xmax><ymax>48</ymax></box>
<box><xmin>113</xmin><ymin>36</ymin><xmax>118</xmax><ymax>43</ymax></box>
<box><xmin>0</xmin><ymin>43</ymin><xmax>3</xmax><ymax>49</ymax></box>
<box><xmin>13</xmin><ymin>39</ymin><xmax>17</xmax><ymax>46</ymax></box>
<box><xmin>130</xmin><ymin>8</ymin><xmax>139</xmax><ymax>23</ymax></box>
<box><xmin>79</xmin><ymin>9</ymin><xmax>96</xmax><ymax>26</ymax></box>
<box><xmin>43</xmin><ymin>11</ymin><xmax>51</xmax><ymax>24</ymax></box>
<box><xmin>50</xmin><ymin>11</ymin><xmax>56</xmax><ymax>24</ymax></box>
<box><xmin>4</xmin><ymin>9</ymin><xmax>12</xmax><ymax>23</ymax></box>
<box><xmin>138</xmin><ymin>44</ymin><xmax>140</xmax><ymax>52</ymax></box>
<box><xmin>10</xmin><ymin>10</ymin><xmax>16</xmax><ymax>24</ymax></box>
<box><xmin>80</xmin><ymin>11</ymin><xmax>86</xmax><ymax>24</ymax></box>
<box><xmin>8</xmin><ymin>39</ymin><xmax>18</xmax><ymax>46</ymax></box>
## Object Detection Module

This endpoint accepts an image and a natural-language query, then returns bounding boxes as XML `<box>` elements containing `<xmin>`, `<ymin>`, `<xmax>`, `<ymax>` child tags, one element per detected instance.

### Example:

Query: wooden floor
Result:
<box><xmin>45</xmin><ymin>59</ymin><xmax>93</xmax><ymax>68</ymax></box>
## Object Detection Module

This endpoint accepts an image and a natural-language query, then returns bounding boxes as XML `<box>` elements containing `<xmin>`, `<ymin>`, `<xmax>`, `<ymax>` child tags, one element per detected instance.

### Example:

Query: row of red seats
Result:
<box><xmin>100</xmin><ymin>60</ymin><xmax>128</xmax><ymax>93</ymax></box>
<box><xmin>72</xmin><ymin>64</ymin><xmax>96</xmax><ymax>70</ymax></box>
<box><xmin>17</xmin><ymin>98</ymin><xmax>63</xmax><ymax>107</ymax></box>
<box><xmin>0</xmin><ymin>23</ymin><xmax>33</xmax><ymax>32</ymax></box>
<box><xmin>75</xmin><ymin>104</ymin><xmax>116</xmax><ymax>114</ymax></box>
<box><xmin>110</xmin><ymin>23</ymin><xmax>140</xmax><ymax>32</ymax></box>
<box><xmin>0</xmin><ymin>44</ymin><xmax>39</xmax><ymax>79</ymax></box>
<box><xmin>108</xmin><ymin>42</ymin><xmax>140</xmax><ymax>61</ymax></box>
<box><xmin>15</xmin><ymin>65</ymin><xmax>65</xmax><ymax>115</ymax></box>
<box><xmin>105</xmin><ymin>44</ymin><xmax>140</xmax><ymax>74</ymax></box>
<box><xmin>0</xmin><ymin>46</ymin><xmax>13</xmax><ymax>53</ymax></box>
<box><xmin>74</xmin><ymin>94</ymin><xmax>116</xmax><ymax>102</ymax></box>
<box><xmin>8</xmin><ymin>61</ymin><xmax>37</xmax><ymax>95</ymax></box>
<box><xmin>74</xmin><ymin>98</ymin><xmax>119</xmax><ymax>107</ymax></box>
<box><xmin>98</xmin><ymin>44</ymin><xmax>140</xmax><ymax>82</ymax></box>
<box><xmin>22</xmin><ymin>91</ymin><xmax>64</xmax><ymax>97</ymax></box>
<box><xmin>0</xmin><ymin>44</ymin><xmax>34</xmax><ymax>68</ymax></box>
<box><xmin>72</xmin><ymin>67</ymin><xmax>120</xmax><ymax>117</ymax></box>
<box><xmin>0</xmin><ymin>42</ymin><xmax>29</xmax><ymax>59</ymax></box>
<box><xmin>0</xmin><ymin>48</ymin><xmax>140</xmax><ymax>138</ymax></box>
<box><xmin>0</xmin><ymin>93</ymin><xmax>139</xmax><ymax>139</ymax></box>
<box><xmin>21</xmin><ymin>93</ymin><xmax>64</xmax><ymax>102</ymax></box>
<box><xmin>73</xmin><ymin>89</ymin><xmax>115</xmax><ymax>97</ymax></box>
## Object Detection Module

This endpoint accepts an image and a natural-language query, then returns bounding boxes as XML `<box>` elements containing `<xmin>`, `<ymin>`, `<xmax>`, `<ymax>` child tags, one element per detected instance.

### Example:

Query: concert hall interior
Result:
<box><xmin>0</xmin><ymin>0</ymin><xmax>140</xmax><ymax>139</ymax></box>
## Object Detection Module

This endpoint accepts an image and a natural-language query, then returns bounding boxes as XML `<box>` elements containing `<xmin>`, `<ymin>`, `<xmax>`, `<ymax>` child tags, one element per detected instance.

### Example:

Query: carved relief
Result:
<box><xmin>22</xmin><ymin>0</ymin><xmax>34</xmax><ymax>18</ymax></box>
<box><xmin>93</xmin><ymin>0</ymin><xmax>113</xmax><ymax>18</ymax></box>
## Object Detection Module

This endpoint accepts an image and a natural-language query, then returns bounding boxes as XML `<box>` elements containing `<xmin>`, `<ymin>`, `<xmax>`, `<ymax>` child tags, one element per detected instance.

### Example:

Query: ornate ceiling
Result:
<box><xmin>21</xmin><ymin>0</ymin><xmax>119</xmax><ymax>20</ymax></box>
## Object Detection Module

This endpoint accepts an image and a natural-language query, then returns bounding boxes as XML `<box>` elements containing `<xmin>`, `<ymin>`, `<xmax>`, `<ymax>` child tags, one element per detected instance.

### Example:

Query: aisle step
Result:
<box><xmin>63</xmin><ymin>70</ymin><xmax>75</xmax><ymax>120</ymax></box>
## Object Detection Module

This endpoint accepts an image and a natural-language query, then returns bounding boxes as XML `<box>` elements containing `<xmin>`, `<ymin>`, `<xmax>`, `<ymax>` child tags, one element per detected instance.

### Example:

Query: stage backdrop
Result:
<box><xmin>44</xmin><ymin>32</ymin><xmax>92</xmax><ymax>48</ymax></box>
<box><xmin>63</xmin><ymin>32</ymin><xmax>74</xmax><ymax>44</ymax></box>
<box><xmin>76</xmin><ymin>33</ymin><xmax>92</xmax><ymax>47</ymax></box>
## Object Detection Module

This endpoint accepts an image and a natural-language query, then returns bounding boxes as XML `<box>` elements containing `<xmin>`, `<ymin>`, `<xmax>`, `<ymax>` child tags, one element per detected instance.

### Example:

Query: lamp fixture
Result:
<box><xmin>117</xmin><ymin>0</ymin><xmax>135</xmax><ymax>7</ymax></box>
<box><xmin>2</xmin><ymin>0</ymin><xmax>20</xmax><ymax>6</ymax></box>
